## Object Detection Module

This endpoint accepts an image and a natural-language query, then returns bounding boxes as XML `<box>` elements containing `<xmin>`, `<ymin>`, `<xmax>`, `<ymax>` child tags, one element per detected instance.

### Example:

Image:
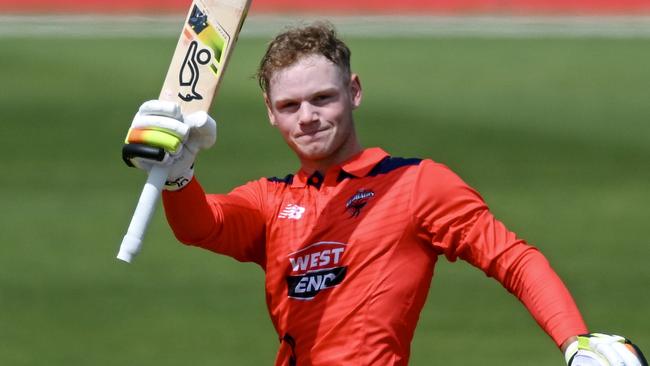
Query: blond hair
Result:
<box><xmin>257</xmin><ymin>22</ymin><xmax>351</xmax><ymax>93</ymax></box>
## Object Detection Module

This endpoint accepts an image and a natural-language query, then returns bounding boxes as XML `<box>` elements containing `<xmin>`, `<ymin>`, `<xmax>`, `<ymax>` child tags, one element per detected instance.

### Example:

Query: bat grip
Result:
<box><xmin>117</xmin><ymin>164</ymin><xmax>170</xmax><ymax>263</ymax></box>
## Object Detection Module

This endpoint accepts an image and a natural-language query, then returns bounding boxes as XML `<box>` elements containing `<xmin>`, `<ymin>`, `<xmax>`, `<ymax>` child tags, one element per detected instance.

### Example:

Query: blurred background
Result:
<box><xmin>1</xmin><ymin>0</ymin><xmax>649</xmax><ymax>365</ymax></box>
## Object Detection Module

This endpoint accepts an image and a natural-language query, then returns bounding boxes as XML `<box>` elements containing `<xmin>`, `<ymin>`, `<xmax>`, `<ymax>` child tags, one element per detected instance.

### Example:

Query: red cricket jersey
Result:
<box><xmin>163</xmin><ymin>147</ymin><xmax>587</xmax><ymax>365</ymax></box>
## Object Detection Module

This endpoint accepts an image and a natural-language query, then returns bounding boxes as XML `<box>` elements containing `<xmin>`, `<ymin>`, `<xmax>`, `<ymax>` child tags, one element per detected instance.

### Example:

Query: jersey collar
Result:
<box><xmin>292</xmin><ymin>147</ymin><xmax>389</xmax><ymax>188</ymax></box>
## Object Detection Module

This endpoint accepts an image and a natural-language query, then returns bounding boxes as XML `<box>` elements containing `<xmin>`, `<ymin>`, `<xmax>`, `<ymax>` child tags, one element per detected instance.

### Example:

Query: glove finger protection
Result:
<box><xmin>183</xmin><ymin>110</ymin><xmax>217</xmax><ymax>153</ymax></box>
<box><xmin>123</xmin><ymin>100</ymin><xmax>189</xmax><ymax>170</ymax></box>
<box><xmin>162</xmin><ymin>110</ymin><xmax>217</xmax><ymax>190</ymax></box>
<box><xmin>566</xmin><ymin>333</ymin><xmax>648</xmax><ymax>366</ymax></box>
<box><xmin>122</xmin><ymin>100</ymin><xmax>216</xmax><ymax>191</ymax></box>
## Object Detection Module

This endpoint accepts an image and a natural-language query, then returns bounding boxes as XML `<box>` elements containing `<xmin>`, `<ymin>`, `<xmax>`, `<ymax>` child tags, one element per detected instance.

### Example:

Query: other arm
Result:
<box><xmin>411</xmin><ymin>160</ymin><xmax>646</xmax><ymax>364</ymax></box>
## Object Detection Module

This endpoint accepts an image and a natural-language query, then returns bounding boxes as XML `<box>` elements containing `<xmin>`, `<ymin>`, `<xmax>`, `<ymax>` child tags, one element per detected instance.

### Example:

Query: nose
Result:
<box><xmin>298</xmin><ymin>102</ymin><xmax>318</xmax><ymax>125</ymax></box>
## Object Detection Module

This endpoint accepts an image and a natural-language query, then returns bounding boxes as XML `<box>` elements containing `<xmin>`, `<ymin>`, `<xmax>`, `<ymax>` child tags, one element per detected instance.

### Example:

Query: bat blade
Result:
<box><xmin>117</xmin><ymin>0</ymin><xmax>252</xmax><ymax>263</ymax></box>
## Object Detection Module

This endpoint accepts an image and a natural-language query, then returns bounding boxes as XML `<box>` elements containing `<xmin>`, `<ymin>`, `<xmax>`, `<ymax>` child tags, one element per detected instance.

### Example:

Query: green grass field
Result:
<box><xmin>1</xmin><ymin>32</ymin><xmax>649</xmax><ymax>365</ymax></box>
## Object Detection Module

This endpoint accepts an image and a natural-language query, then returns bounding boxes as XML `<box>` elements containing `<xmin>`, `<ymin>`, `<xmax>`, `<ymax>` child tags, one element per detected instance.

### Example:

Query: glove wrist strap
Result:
<box><xmin>564</xmin><ymin>340</ymin><xmax>579</xmax><ymax>365</ymax></box>
<box><xmin>164</xmin><ymin>169</ymin><xmax>194</xmax><ymax>191</ymax></box>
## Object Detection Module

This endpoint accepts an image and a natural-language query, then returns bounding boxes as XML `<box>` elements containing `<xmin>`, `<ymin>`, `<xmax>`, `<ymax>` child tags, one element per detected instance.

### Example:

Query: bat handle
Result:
<box><xmin>117</xmin><ymin>164</ymin><xmax>170</xmax><ymax>263</ymax></box>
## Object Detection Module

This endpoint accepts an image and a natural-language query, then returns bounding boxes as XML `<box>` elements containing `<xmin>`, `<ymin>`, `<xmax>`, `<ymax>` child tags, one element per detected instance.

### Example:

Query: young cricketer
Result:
<box><xmin>123</xmin><ymin>22</ymin><xmax>647</xmax><ymax>366</ymax></box>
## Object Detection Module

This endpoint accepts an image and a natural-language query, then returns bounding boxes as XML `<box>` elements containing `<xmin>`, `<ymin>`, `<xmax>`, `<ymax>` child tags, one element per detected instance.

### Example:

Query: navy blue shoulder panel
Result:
<box><xmin>267</xmin><ymin>174</ymin><xmax>294</xmax><ymax>185</ymax></box>
<box><xmin>367</xmin><ymin>156</ymin><xmax>422</xmax><ymax>177</ymax></box>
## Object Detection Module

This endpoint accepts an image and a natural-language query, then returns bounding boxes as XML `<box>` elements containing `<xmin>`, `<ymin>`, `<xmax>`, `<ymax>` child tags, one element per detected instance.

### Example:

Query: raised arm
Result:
<box><xmin>162</xmin><ymin>178</ymin><xmax>267</xmax><ymax>265</ymax></box>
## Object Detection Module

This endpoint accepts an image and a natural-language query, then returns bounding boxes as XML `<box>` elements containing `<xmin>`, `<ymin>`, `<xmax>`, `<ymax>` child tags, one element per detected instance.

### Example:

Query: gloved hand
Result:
<box><xmin>565</xmin><ymin>333</ymin><xmax>648</xmax><ymax>366</ymax></box>
<box><xmin>122</xmin><ymin>100</ymin><xmax>217</xmax><ymax>191</ymax></box>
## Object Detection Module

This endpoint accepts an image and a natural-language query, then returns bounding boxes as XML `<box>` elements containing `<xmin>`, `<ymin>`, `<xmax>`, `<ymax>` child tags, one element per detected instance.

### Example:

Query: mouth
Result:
<box><xmin>297</xmin><ymin>127</ymin><xmax>329</xmax><ymax>139</ymax></box>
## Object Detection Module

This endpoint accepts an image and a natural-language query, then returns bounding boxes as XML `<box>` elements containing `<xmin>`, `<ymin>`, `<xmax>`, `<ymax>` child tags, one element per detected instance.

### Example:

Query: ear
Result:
<box><xmin>349</xmin><ymin>74</ymin><xmax>363</xmax><ymax>110</ymax></box>
<box><xmin>264</xmin><ymin>93</ymin><xmax>278</xmax><ymax>126</ymax></box>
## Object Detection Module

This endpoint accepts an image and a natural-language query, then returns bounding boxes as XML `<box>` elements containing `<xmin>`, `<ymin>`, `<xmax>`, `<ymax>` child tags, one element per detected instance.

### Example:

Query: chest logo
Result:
<box><xmin>345</xmin><ymin>189</ymin><xmax>375</xmax><ymax>217</ymax></box>
<box><xmin>286</xmin><ymin>241</ymin><xmax>347</xmax><ymax>300</ymax></box>
<box><xmin>278</xmin><ymin>204</ymin><xmax>306</xmax><ymax>220</ymax></box>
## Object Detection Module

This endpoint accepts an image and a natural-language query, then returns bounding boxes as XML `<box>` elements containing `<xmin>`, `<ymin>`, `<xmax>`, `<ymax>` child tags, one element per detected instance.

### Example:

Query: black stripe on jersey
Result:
<box><xmin>269</xmin><ymin>157</ymin><xmax>422</xmax><ymax>184</ymax></box>
<box><xmin>267</xmin><ymin>174</ymin><xmax>294</xmax><ymax>185</ymax></box>
<box><xmin>368</xmin><ymin>156</ymin><xmax>422</xmax><ymax>177</ymax></box>
<box><xmin>338</xmin><ymin>156</ymin><xmax>422</xmax><ymax>182</ymax></box>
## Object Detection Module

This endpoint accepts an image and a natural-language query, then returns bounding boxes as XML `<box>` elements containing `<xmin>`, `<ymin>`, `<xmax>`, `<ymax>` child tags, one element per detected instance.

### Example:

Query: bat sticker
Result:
<box><xmin>178</xmin><ymin>40</ymin><xmax>210</xmax><ymax>101</ymax></box>
<box><xmin>177</xmin><ymin>5</ymin><xmax>229</xmax><ymax>103</ymax></box>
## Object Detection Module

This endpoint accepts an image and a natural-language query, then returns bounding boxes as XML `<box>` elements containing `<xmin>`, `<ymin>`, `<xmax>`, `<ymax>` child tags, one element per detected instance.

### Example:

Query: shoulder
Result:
<box><xmin>358</xmin><ymin>153</ymin><xmax>464</xmax><ymax>189</ymax></box>
<box><xmin>365</xmin><ymin>154</ymin><xmax>473</xmax><ymax>199</ymax></box>
<box><xmin>416</xmin><ymin>158</ymin><xmax>465</xmax><ymax>183</ymax></box>
<box><xmin>367</xmin><ymin>156</ymin><xmax>423</xmax><ymax>176</ymax></box>
<box><xmin>409</xmin><ymin>158</ymin><xmax>487</xmax><ymax>213</ymax></box>
<box><xmin>370</xmin><ymin>154</ymin><xmax>457</xmax><ymax>182</ymax></box>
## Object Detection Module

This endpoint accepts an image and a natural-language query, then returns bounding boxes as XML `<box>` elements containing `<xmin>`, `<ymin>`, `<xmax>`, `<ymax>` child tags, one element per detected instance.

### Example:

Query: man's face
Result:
<box><xmin>264</xmin><ymin>54</ymin><xmax>362</xmax><ymax>171</ymax></box>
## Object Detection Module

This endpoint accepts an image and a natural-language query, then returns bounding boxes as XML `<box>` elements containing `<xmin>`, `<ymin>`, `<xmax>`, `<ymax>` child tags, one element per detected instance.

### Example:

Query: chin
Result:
<box><xmin>295</xmin><ymin>144</ymin><xmax>333</xmax><ymax>161</ymax></box>
<box><xmin>299</xmin><ymin>149</ymin><xmax>330</xmax><ymax>161</ymax></box>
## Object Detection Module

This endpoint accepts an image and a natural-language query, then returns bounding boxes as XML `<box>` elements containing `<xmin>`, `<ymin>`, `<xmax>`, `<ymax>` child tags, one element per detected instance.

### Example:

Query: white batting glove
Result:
<box><xmin>122</xmin><ymin>100</ymin><xmax>217</xmax><ymax>191</ymax></box>
<box><xmin>565</xmin><ymin>333</ymin><xmax>648</xmax><ymax>366</ymax></box>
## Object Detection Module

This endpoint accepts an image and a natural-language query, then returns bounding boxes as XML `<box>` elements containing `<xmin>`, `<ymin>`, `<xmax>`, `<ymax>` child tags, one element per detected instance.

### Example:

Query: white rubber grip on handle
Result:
<box><xmin>117</xmin><ymin>164</ymin><xmax>170</xmax><ymax>263</ymax></box>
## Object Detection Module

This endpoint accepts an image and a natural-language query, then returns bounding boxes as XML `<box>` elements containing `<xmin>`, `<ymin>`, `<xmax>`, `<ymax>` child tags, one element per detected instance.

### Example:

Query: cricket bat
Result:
<box><xmin>117</xmin><ymin>0</ymin><xmax>252</xmax><ymax>263</ymax></box>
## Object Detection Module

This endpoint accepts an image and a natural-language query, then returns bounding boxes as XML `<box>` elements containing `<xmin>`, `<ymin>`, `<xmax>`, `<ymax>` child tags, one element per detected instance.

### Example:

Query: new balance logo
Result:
<box><xmin>278</xmin><ymin>204</ymin><xmax>306</xmax><ymax>220</ymax></box>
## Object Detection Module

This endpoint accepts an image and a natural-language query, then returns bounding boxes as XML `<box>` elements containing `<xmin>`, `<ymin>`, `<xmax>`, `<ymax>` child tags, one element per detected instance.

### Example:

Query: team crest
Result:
<box><xmin>345</xmin><ymin>189</ymin><xmax>375</xmax><ymax>217</ymax></box>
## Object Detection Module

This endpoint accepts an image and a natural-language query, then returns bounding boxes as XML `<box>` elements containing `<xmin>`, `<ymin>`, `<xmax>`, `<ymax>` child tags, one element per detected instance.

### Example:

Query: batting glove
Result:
<box><xmin>122</xmin><ymin>100</ymin><xmax>217</xmax><ymax>191</ymax></box>
<box><xmin>565</xmin><ymin>333</ymin><xmax>648</xmax><ymax>366</ymax></box>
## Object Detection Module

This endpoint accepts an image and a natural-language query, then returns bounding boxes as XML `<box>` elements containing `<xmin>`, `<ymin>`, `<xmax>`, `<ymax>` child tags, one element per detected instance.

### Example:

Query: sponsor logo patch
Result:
<box><xmin>345</xmin><ymin>189</ymin><xmax>375</xmax><ymax>217</ymax></box>
<box><xmin>286</xmin><ymin>241</ymin><xmax>347</xmax><ymax>300</ymax></box>
<box><xmin>278</xmin><ymin>204</ymin><xmax>306</xmax><ymax>220</ymax></box>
